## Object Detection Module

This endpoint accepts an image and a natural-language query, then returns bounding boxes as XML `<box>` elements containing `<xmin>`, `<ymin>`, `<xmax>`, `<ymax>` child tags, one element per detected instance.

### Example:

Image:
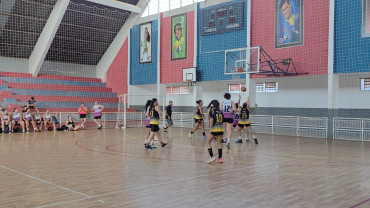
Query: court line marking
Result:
<box><xmin>0</xmin><ymin>164</ymin><xmax>92</xmax><ymax>199</ymax></box>
<box><xmin>348</xmin><ymin>197</ymin><xmax>370</xmax><ymax>208</ymax></box>
<box><xmin>36</xmin><ymin>159</ymin><xmax>293</xmax><ymax>208</ymax></box>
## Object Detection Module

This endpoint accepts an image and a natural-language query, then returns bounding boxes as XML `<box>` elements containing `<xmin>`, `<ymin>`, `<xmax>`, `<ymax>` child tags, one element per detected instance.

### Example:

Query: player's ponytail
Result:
<box><xmin>196</xmin><ymin>100</ymin><xmax>202</xmax><ymax>105</ymax></box>
<box><xmin>213</xmin><ymin>100</ymin><xmax>220</xmax><ymax>110</ymax></box>
<box><xmin>145</xmin><ymin>100</ymin><xmax>152</xmax><ymax>110</ymax></box>
<box><xmin>207</xmin><ymin>100</ymin><xmax>216</xmax><ymax>109</ymax></box>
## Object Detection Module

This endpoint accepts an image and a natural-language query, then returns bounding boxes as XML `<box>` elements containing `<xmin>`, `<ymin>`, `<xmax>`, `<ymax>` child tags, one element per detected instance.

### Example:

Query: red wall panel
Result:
<box><xmin>160</xmin><ymin>11</ymin><xmax>195</xmax><ymax>84</ymax></box>
<box><xmin>250</xmin><ymin>0</ymin><xmax>329</xmax><ymax>77</ymax></box>
<box><xmin>106</xmin><ymin>40</ymin><xmax>129</xmax><ymax>96</ymax></box>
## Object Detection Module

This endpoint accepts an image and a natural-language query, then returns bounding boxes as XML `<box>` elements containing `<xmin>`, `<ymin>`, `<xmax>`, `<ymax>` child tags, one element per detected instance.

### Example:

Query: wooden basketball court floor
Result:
<box><xmin>1</xmin><ymin>128</ymin><xmax>370</xmax><ymax>208</ymax></box>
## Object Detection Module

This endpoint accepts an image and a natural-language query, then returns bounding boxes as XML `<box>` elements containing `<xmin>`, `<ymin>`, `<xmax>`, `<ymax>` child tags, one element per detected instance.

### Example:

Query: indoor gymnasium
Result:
<box><xmin>1</xmin><ymin>0</ymin><xmax>370</xmax><ymax>207</ymax></box>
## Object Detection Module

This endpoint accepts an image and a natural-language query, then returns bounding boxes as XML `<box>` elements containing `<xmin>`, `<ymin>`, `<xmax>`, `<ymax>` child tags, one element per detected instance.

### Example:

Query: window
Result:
<box><xmin>256</xmin><ymin>82</ymin><xmax>278</xmax><ymax>93</ymax></box>
<box><xmin>142</xmin><ymin>0</ymin><xmax>206</xmax><ymax>17</ymax></box>
<box><xmin>228</xmin><ymin>84</ymin><xmax>246</xmax><ymax>94</ymax></box>
<box><xmin>361</xmin><ymin>78</ymin><xmax>370</xmax><ymax>91</ymax></box>
<box><xmin>166</xmin><ymin>86</ymin><xmax>190</xmax><ymax>94</ymax></box>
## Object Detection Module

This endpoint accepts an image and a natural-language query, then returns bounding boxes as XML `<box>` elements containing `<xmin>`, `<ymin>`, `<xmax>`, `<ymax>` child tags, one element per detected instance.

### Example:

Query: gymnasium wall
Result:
<box><xmin>0</xmin><ymin>56</ymin><xmax>97</xmax><ymax>78</ymax></box>
<box><xmin>106</xmin><ymin>40</ymin><xmax>129</xmax><ymax>96</ymax></box>
<box><xmin>0</xmin><ymin>57</ymin><xmax>29</xmax><ymax>73</ymax></box>
<box><xmin>130</xmin><ymin>20</ymin><xmax>158</xmax><ymax>85</ymax></box>
<box><xmin>38</xmin><ymin>61</ymin><xmax>96</xmax><ymax>78</ymax></box>
<box><xmin>250</xmin><ymin>0</ymin><xmax>330</xmax><ymax>76</ymax></box>
<box><xmin>160</xmin><ymin>10</ymin><xmax>195</xmax><ymax>84</ymax></box>
<box><xmin>334</xmin><ymin>0</ymin><xmax>370</xmax><ymax>73</ymax></box>
<box><xmin>197</xmin><ymin>0</ymin><xmax>247</xmax><ymax>81</ymax></box>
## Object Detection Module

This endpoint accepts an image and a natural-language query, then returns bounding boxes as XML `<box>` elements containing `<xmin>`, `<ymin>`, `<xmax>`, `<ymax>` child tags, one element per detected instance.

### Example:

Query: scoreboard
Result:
<box><xmin>201</xmin><ymin>1</ymin><xmax>245</xmax><ymax>36</ymax></box>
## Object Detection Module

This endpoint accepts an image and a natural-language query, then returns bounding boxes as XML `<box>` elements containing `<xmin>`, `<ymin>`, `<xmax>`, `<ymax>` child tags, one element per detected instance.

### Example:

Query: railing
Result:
<box><xmin>251</xmin><ymin>115</ymin><xmax>328</xmax><ymax>138</ymax></box>
<box><xmin>333</xmin><ymin>117</ymin><xmax>370</xmax><ymax>141</ymax></box>
<box><xmin>124</xmin><ymin>112</ymin><xmax>328</xmax><ymax>138</ymax></box>
<box><xmin>50</xmin><ymin>112</ymin><xmax>122</xmax><ymax>129</ymax></box>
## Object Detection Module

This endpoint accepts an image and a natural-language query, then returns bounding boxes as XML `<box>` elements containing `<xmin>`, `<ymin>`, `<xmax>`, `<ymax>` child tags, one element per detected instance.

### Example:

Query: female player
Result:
<box><xmin>11</xmin><ymin>108</ymin><xmax>25</xmax><ymax>133</ymax></box>
<box><xmin>222</xmin><ymin>93</ymin><xmax>236</xmax><ymax>149</ymax></box>
<box><xmin>189</xmin><ymin>100</ymin><xmax>206</xmax><ymax>139</ymax></box>
<box><xmin>144</xmin><ymin>100</ymin><xmax>155</xmax><ymax>147</ymax></box>
<box><xmin>66</xmin><ymin>115</ymin><xmax>82</xmax><ymax>131</ymax></box>
<box><xmin>78</xmin><ymin>103</ymin><xmax>87</xmax><ymax>129</ymax></box>
<box><xmin>23</xmin><ymin>108</ymin><xmax>36</xmax><ymax>132</ymax></box>
<box><xmin>91</xmin><ymin>101</ymin><xmax>104</xmax><ymax>129</ymax></box>
<box><xmin>43</xmin><ymin>109</ymin><xmax>56</xmax><ymax>131</ymax></box>
<box><xmin>34</xmin><ymin>109</ymin><xmax>43</xmax><ymax>131</ymax></box>
<box><xmin>238</xmin><ymin>98</ymin><xmax>258</xmax><ymax>144</ymax></box>
<box><xmin>145</xmin><ymin>98</ymin><xmax>167</xmax><ymax>150</ymax></box>
<box><xmin>206</xmin><ymin>100</ymin><xmax>224</xmax><ymax>164</ymax></box>
<box><xmin>1</xmin><ymin>109</ymin><xmax>10</xmax><ymax>133</ymax></box>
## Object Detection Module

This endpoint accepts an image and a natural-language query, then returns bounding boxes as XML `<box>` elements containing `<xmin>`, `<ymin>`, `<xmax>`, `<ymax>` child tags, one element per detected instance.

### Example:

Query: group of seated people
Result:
<box><xmin>0</xmin><ymin>107</ymin><xmax>57</xmax><ymax>133</ymax></box>
<box><xmin>0</xmin><ymin>97</ymin><xmax>105</xmax><ymax>133</ymax></box>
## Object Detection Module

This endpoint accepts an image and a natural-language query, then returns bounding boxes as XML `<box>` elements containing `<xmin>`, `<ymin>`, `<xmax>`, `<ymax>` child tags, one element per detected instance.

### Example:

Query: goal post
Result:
<box><xmin>118</xmin><ymin>94</ymin><xmax>165</xmax><ymax>128</ymax></box>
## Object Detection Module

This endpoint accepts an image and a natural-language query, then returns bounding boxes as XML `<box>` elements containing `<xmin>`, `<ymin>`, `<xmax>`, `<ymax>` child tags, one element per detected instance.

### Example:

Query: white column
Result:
<box><xmin>193</xmin><ymin>3</ymin><xmax>198</xmax><ymax>68</ymax></box>
<box><xmin>327</xmin><ymin>0</ymin><xmax>337</xmax><ymax>109</ymax></box>
<box><xmin>245</xmin><ymin>0</ymin><xmax>254</xmax><ymax>105</ymax></box>
<box><xmin>157</xmin><ymin>13</ymin><xmax>161</xmax><ymax>96</ymax></box>
<box><xmin>127</xmin><ymin>32</ymin><xmax>133</xmax><ymax>97</ymax></box>
<box><xmin>29</xmin><ymin>0</ymin><xmax>70</xmax><ymax>77</ymax></box>
<box><xmin>96</xmin><ymin>0</ymin><xmax>150</xmax><ymax>81</ymax></box>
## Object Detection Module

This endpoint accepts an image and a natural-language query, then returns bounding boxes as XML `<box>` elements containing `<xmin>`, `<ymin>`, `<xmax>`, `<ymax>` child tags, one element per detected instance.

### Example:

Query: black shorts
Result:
<box><xmin>223</xmin><ymin>118</ymin><xmax>233</xmax><ymax>124</ymax></box>
<box><xmin>211</xmin><ymin>132</ymin><xmax>224</xmax><ymax>136</ymax></box>
<box><xmin>233</xmin><ymin>124</ymin><xmax>237</xmax><ymax>128</ymax></box>
<box><xmin>194</xmin><ymin>118</ymin><xmax>203</xmax><ymax>123</ymax></box>
<box><xmin>36</xmin><ymin>120</ymin><xmax>42</xmax><ymax>125</ymax></box>
<box><xmin>94</xmin><ymin>116</ymin><xmax>101</xmax><ymax>120</ymax></box>
<box><xmin>150</xmin><ymin>124</ymin><xmax>160</xmax><ymax>132</ymax></box>
<box><xmin>238</xmin><ymin>123</ymin><xmax>251</xmax><ymax>128</ymax></box>
<box><xmin>146</xmin><ymin>125</ymin><xmax>151</xmax><ymax>128</ymax></box>
<box><xmin>29</xmin><ymin>105</ymin><xmax>35</xmax><ymax>109</ymax></box>
<box><xmin>80</xmin><ymin>114</ymin><xmax>87</xmax><ymax>119</ymax></box>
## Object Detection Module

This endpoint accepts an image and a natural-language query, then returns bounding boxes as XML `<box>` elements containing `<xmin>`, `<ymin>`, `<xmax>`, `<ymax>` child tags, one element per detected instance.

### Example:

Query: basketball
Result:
<box><xmin>48</xmin><ymin>126</ymin><xmax>53</xmax><ymax>131</ymax></box>
<box><xmin>241</xmin><ymin>86</ymin><xmax>247</xmax><ymax>92</ymax></box>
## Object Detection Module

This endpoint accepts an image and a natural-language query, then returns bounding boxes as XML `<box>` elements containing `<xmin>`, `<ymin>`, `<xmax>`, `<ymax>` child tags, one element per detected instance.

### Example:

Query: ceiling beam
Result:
<box><xmin>85</xmin><ymin>0</ymin><xmax>142</xmax><ymax>13</ymax></box>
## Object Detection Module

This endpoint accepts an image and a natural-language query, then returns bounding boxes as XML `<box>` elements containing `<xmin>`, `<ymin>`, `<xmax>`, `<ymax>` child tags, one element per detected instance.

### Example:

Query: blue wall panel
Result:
<box><xmin>130</xmin><ymin>20</ymin><xmax>158</xmax><ymax>85</ymax></box>
<box><xmin>197</xmin><ymin>0</ymin><xmax>247</xmax><ymax>81</ymax></box>
<box><xmin>334</xmin><ymin>0</ymin><xmax>370</xmax><ymax>73</ymax></box>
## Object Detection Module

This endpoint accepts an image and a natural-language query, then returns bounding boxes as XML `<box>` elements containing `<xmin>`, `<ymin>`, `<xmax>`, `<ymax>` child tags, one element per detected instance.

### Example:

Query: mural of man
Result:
<box><xmin>173</xmin><ymin>23</ymin><xmax>185</xmax><ymax>59</ymax></box>
<box><xmin>278</xmin><ymin>0</ymin><xmax>300</xmax><ymax>44</ymax></box>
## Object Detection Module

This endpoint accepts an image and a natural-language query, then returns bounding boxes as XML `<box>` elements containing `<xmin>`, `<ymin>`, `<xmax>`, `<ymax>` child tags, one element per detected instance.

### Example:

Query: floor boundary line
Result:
<box><xmin>0</xmin><ymin>164</ymin><xmax>92</xmax><ymax>199</ymax></box>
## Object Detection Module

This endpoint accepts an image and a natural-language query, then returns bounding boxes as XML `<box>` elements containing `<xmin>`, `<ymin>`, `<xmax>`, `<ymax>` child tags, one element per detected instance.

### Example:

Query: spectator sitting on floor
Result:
<box><xmin>27</xmin><ymin>97</ymin><xmax>37</xmax><ymax>109</ymax></box>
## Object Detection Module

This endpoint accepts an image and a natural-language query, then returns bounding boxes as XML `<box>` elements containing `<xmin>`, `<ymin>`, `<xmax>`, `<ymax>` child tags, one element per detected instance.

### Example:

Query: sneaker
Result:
<box><xmin>145</xmin><ymin>145</ymin><xmax>152</xmax><ymax>150</ymax></box>
<box><xmin>216</xmin><ymin>158</ymin><xmax>223</xmax><ymax>163</ymax></box>
<box><xmin>203</xmin><ymin>134</ymin><xmax>207</xmax><ymax>139</ymax></box>
<box><xmin>206</xmin><ymin>156</ymin><xmax>217</xmax><ymax>164</ymax></box>
<box><xmin>246</xmin><ymin>139</ymin><xmax>251</xmax><ymax>143</ymax></box>
<box><xmin>98</xmin><ymin>125</ymin><xmax>102</xmax><ymax>130</ymax></box>
<box><xmin>188</xmin><ymin>133</ymin><xmax>192</xmax><ymax>139</ymax></box>
<box><xmin>226</xmin><ymin>143</ymin><xmax>230</xmax><ymax>149</ymax></box>
<box><xmin>254</xmin><ymin>138</ymin><xmax>258</xmax><ymax>144</ymax></box>
<box><xmin>221</xmin><ymin>139</ymin><xmax>226</xmax><ymax>144</ymax></box>
<box><xmin>162</xmin><ymin>127</ymin><xmax>168</xmax><ymax>133</ymax></box>
<box><xmin>235</xmin><ymin>139</ymin><xmax>243</xmax><ymax>143</ymax></box>
<box><xmin>151</xmin><ymin>144</ymin><xmax>158</xmax><ymax>148</ymax></box>
<box><xmin>161</xmin><ymin>143</ymin><xmax>168</xmax><ymax>148</ymax></box>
